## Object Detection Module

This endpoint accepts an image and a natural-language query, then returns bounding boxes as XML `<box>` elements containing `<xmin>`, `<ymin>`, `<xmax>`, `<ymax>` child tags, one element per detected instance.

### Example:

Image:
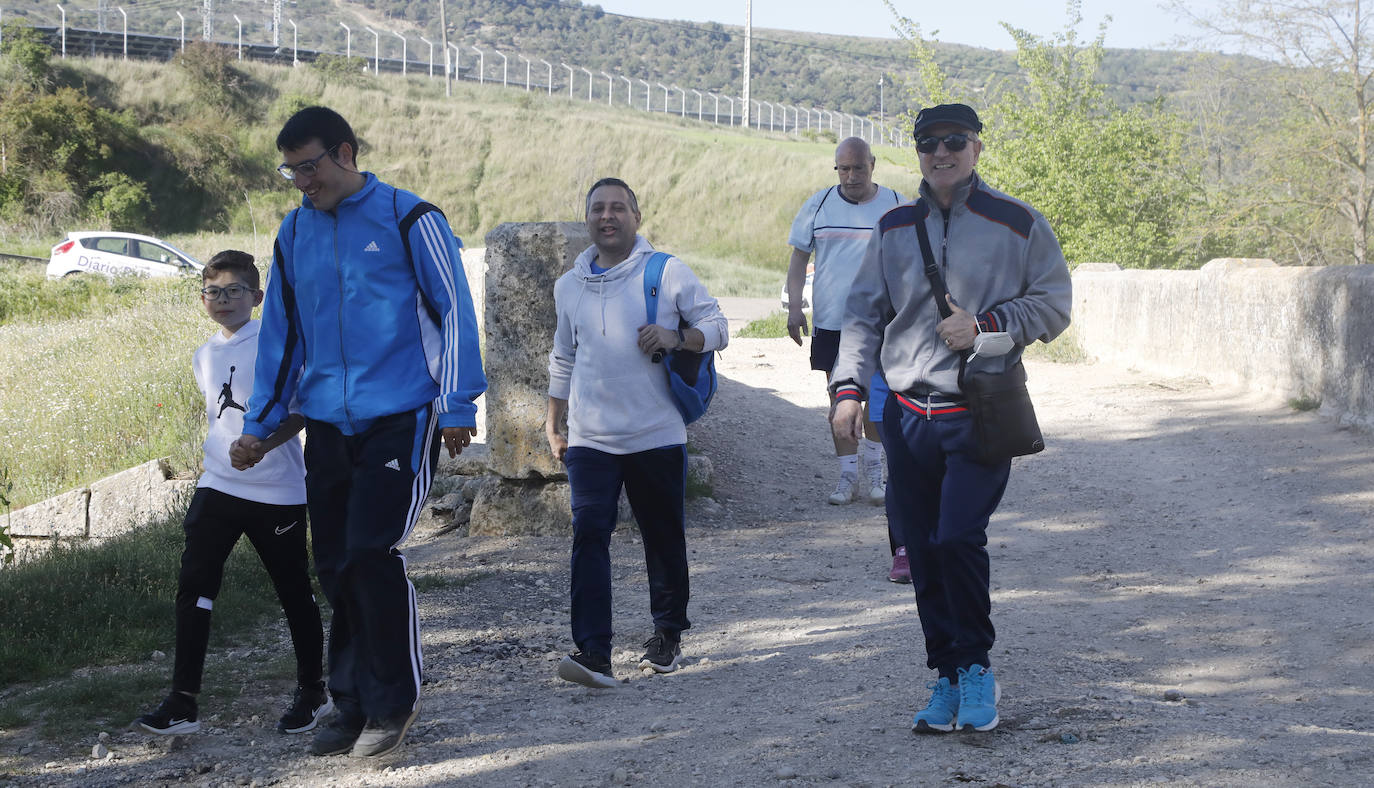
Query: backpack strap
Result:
<box><xmin>642</xmin><ymin>251</ymin><xmax>672</xmax><ymax>325</ymax></box>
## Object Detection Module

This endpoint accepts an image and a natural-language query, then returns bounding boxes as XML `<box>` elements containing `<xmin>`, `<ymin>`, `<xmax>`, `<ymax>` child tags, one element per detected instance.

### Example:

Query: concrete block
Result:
<box><xmin>468</xmin><ymin>476</ymin><xmax>572</xmax><ymax>536</ymax></box>
<box><xmin>482</xmin><ymin>222</ymin><xmax>587</xmax><ymax>480</ymax></box>
<box><xmin>6</xmin><ymin>488</ymin><xmax>88</xmax><ymax>538</ymax></box>
<box><xmin>87</xmin><ymin>459</ymin><xmax>190</xmax><ymax>538</ymax></box>
<box><xmin>435</xmin><ymin>441</ymin><xmax>491</xmax><ymax>478</ymax></box>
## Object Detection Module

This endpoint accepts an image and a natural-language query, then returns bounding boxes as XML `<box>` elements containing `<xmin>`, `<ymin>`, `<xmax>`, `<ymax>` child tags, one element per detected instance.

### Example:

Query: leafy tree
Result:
<box><xmin>0</xmin><ymin>21</ymin><xmax>49</xmax><ymax>86</ymax></box>
<box><xmin>886</xmin><ymin>1</ymin><xmax>1200</xmax><ymax>267</ymax></box>
<box><xmin>1171</xmin><ymin>0</ymin><xmax>1374</xmax><ymax>265</ymax></box>
<box><xmin>89</xmin><ymin>172</ymin><xmax>151</xmax><ymax>230</ymax></box>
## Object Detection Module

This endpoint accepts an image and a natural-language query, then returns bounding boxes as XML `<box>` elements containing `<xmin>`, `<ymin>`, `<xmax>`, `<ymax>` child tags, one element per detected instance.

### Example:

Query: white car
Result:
<box><xmin>780</xmin><ymin>263</ymin><xmax>815</xmax><ymax>309</ymax></box>
<box><xmin>47</xmin><ymin>231</ymin><xmax>203</xmax><ymax>280</ymax></box>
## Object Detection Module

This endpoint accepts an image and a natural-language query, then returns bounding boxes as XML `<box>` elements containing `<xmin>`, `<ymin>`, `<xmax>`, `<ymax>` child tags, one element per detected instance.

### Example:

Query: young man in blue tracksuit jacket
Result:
<box><xmin>236</xmin><ymin>106</ymin><xmax>486</xmax><ymax>759</ymax></box>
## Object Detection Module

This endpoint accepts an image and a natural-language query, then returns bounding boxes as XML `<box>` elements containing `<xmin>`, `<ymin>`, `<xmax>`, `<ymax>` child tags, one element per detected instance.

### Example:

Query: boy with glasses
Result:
<box><xmin>135</xmin><ymin>250</ymin><xmax>328</xmax><ymax>737</ymax></box>
<box><xmin>831</xmin><ymin>104</ymin><xmax>1072</xmax><ymax>733</ymax></box>
<box><xmin>239</xmin><ymin>106</ymin><xmax>486</xmax><ymax>758</ymax></box>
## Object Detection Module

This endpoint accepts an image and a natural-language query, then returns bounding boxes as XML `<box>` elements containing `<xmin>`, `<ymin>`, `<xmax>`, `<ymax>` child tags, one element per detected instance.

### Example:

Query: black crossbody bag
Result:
<box><xmin>913</xmin><ymin>205</ymin><xmax>1045</xmax><ymax>464</ymax></box>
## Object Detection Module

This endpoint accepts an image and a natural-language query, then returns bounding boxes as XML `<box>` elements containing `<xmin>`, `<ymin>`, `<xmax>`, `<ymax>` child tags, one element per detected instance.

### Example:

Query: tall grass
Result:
<box><xmin>0</xmin><ymin>504</ymin><xmax>289</xmax><ymax>689</ymax></box>
<box><xmin>0</xmin><ymin>279</ymin><xmax>207</xmax><ymax>508</ymax></box>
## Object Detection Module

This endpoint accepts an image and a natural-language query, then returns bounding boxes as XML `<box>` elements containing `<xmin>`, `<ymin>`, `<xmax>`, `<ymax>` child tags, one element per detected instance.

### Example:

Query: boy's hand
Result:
<box><xmin>442</xmin><ymin>426</ymin><xmax>477</xmax><ymax>458</ymax></box>
<box><xmin>230</xmin><ymin>435</ymin><xmax>264</xmax><ymax>470</ymax></box>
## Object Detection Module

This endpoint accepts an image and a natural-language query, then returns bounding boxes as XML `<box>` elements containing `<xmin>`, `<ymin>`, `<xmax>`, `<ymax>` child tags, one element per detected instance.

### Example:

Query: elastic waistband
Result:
<box><xmin>894</xmin><ymin>391</ymin><xmax>968</xmax><ymax>419</ymax></box>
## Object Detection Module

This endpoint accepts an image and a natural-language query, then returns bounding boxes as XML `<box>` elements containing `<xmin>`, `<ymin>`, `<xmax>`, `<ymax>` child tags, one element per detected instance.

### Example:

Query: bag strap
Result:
<box><xmin>642</xmin><ymin>251</ymin><xmax>672</xmax><ymax>325</ymax></box>
<box><xmin>913</xmin><ymin>199</ymin><xmax>954</xmax><ymax>321</ymax></box>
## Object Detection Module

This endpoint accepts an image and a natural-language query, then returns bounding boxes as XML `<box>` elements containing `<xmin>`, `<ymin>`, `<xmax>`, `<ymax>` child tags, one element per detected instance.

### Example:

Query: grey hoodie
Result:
<box><xmin>832</xmin><ymin>172</ymin><xmax>1072</xmax><ymax>400</ymax></box>
<box><xmin>549</xmin><ymin>236</ymin><xmax>728</xmax><ymax>454</ymax></box>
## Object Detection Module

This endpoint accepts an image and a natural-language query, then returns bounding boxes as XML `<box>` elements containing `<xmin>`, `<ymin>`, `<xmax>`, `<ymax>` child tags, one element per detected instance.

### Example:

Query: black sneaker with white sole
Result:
<box><xmin>134</xmin><ymin>691</ymin><xmax>201</xmax><ymax>735</ymax></box>
<box><xmin>557</xmin><ymin>651</ymin><xmax>619</xmax><ymax>688</ymax></box>
<box><xmin>278</xmin><ymin>682</ymin><xmax>334</xmax><ymax>734</ymax></box>
<box><xmin>638</xmin><ymin>630</ymin><xmax>682</xmax><ymax>673</ymax></box>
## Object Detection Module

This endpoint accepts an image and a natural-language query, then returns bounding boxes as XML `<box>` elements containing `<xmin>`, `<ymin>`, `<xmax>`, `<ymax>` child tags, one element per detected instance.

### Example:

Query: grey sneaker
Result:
<box><xmin>350</xmin><ymin>706</ymin><xmax>420</xmax><ymax>758</ymax></box>
<box><xmin>637</xmin><ymin>630</ymin><xmax>683</xmax><ymax>673</ymax></box>
<box><xmin>557</xmin><ymin>651</ymin><xmax>619</xmax><ymax>688</ymax></box>
<box><xmin>309</xmin><ymin>713</ymin><xmax>364</xmax><ymax>756</ymax></box>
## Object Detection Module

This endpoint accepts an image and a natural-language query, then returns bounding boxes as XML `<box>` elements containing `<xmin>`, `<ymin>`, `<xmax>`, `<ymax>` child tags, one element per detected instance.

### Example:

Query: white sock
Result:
<box><xmin>861</xmin><ymin>438</ymin><xmax>883</xmax><ymax>467</ymax></box>
<box><xmin>838</xmin><ymin>454</ymin><xmax>858</xmax><ymax>478</ymax></box>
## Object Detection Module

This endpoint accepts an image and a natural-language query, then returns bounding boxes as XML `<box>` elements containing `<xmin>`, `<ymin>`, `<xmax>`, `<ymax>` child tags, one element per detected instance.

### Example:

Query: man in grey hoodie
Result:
<box><xmin>830</xmin><ymin>104</ymin><xmax>1072</xmax><ymax>733</ymax></box>
<box><xmin>546</xmin><ymin>177</ymin><xmax>729</xmax><ymax>688</ymax></box>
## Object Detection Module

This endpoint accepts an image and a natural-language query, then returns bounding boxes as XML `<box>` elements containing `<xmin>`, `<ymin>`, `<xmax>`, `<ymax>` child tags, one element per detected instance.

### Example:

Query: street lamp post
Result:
<box><xmin>471</xmin><ymin>46</ymin><xmax>485</xmax><ymax>84</ymax></box>
<box><xmin>118</xmin><ymin>6</ymin><xmax>127</xmax><ymax>60</ymax></box>
<box><xmin>174</xmin><ymin>10</ymin><xmax>184</xmax><ymax>53</ymax></box>
<box><xmin>391</xmin><ymin>31</ymin><xmax>406</xmax><ymax>75</ymax></box>
<box><xmin>419</xmin><ymin>36</ymin><xmax>434</xmax><ymax>78</ymax></box>
<box><xmin>539</xmin><ymin>59</ymin><xmax>553</xmax><ymax>96</ymax></box>
<box><xmin>290</xmin><ymin>19</ymin><xmax>298</xmax><ymax>67</ymax></box>
<box><xmin>339</xmin><ymin>22</ymin><xmax>350</xmax><ymax>58</ymax></box>
<box><xmin>518</xmin><ymin>55</ymin><xmax>532</xmax><ymax>91</ymax></box>
<box><xmin>497</xmin><ymin>48</ymin><xmax>513</xmax><ymax>87</ymax></box>
<box><xmin>364</xmin><ymin>27</ymin><xmax>380</xmax><ymax>74</ymax></box>
<box><xmin>233</xmin><ymin>14</ymin><xmax>242</xmax><ymax>60</ymax></box>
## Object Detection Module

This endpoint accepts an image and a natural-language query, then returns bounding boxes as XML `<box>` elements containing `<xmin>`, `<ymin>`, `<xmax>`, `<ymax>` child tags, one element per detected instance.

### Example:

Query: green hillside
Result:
<box><xmin>0</xmin><ymin>0</ymin><xmax>1217</xmax><ymax>116</ymax></box>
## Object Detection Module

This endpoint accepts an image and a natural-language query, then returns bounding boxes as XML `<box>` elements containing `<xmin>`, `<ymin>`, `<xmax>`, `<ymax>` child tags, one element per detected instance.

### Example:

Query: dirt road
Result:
<box><xmin>5</xmin><ymin>335</ymin><xmax>1373</xmax><ymax>787</ymax></box>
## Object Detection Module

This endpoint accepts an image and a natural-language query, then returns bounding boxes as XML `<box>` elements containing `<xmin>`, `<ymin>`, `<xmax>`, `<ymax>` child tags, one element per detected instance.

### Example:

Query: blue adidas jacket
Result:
<box><xmin>244</xmin><ymin>173</ymin><xmax>486</xmax><ymax>438</ymax></box>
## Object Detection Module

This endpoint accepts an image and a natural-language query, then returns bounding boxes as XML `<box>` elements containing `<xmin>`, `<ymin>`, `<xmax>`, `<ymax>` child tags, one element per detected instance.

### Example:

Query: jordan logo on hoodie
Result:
<box><xmin>217</xmin><ymin>365</ymin><xmax>247</xmax><ymax>418</ymax></box>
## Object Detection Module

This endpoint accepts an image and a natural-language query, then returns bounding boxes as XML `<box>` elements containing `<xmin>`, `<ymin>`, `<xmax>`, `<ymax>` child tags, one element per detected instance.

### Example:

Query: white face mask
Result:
<box><xmin>968</xmin><ymin>331</ymin><xmax>1015</xmax><ymax>362</ymax></box>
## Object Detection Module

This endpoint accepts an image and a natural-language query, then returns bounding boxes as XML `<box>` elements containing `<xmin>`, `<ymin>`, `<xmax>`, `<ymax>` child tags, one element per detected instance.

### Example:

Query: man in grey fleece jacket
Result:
<box><xmin>546</xmin><ymin>178</ymin><xmax>729</xmax><ymax>688</ymax></box>
<box><xmin>830</xmin><ymin>104</ymin><xmax>1072</xmax><ymax>733</ymax></box>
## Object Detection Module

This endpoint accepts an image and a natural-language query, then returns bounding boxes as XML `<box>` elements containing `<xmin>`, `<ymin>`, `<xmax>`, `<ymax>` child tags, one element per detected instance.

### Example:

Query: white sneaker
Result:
<box><xmin>865</xmin><ymin>463</ymin><xmax>885</xmax><ymax>506</ymax></box>
<box><xmin>828</xmin><ymin>472</ymin><xmax>857</xmax><ymax>505</ymax></box>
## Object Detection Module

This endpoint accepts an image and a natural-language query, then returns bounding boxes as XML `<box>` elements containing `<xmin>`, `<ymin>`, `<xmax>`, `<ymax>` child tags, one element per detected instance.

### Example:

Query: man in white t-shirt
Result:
<box><xmin>786</xmin><ymin>138</ymin><xmax>910</xmax><ymax>581</ymax></box>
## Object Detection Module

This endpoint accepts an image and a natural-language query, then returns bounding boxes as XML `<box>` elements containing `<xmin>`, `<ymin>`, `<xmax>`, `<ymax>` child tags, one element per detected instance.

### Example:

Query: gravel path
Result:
<box><xmin>5</xmin><ymin>335</ymin><xmax>1373</xmax><ymax>787</ymax></box>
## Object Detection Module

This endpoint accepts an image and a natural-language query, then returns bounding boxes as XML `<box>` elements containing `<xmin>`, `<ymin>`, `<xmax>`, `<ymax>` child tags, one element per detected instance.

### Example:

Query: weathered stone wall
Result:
<box><xmin>5</xmin><ymin>459</ymin><xmax>195</xmax><ymax>563</ymax></box>
<box><xmin>1071</xmin><ymin>259</ymin><xmax>1374</xmax><ymax>431</ymax></box>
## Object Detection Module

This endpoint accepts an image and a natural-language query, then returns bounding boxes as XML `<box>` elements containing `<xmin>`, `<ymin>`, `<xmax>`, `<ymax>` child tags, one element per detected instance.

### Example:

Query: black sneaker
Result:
<box><xmin>134</xmin><ymin>692</ymin><xmax>201</xmax><ymax>735</ymax></box>
<box><xmin>638</xmin><ymin>629</ymin><xmax>682</xmax><ymax>673</ymax></box>
<box><xmin>278</xmin><ymin>682</ymin><xmax>334</xmax><ymax>734</ymax></box>
<box><xmin>350</xmin><ymin>706</ymin><xmax>420</xmax><ymax>758</ymax></box>
<box><xmin>309</xmin><ymin>712</ymin><xmax>365</xmax><ymax>756</ymax></box>
<box><xmin>556</xmin><ymin>651</ymin><xmax>619</xmax><ymax>688</ymax></box>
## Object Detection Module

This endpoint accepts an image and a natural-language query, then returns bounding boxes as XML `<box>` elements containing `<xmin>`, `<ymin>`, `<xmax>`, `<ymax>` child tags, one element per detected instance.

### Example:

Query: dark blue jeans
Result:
<box><xmin>883</xmin><ymin>394</ymin><xmax>1010</xmax><ymax>679</ymax></box>
<box><xmin>565</xmin><ymin>444</ymin><xmax>690</xmax><ymax>659</ymax></box>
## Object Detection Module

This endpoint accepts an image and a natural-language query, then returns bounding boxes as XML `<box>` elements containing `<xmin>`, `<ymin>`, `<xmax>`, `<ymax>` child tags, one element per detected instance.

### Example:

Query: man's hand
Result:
<box><xmin>229</xmin><ymin>435</ymin><xmax>264</xmax><ymax>471</ymax></box>
<box><xmin>787</xmin><ymin>308</ymin><xmax>810</xmax><ymax>346</ymax></box>
<box><xmin>637</xmin><ymin>324</ymin><xmax>679</xmax><ymax>356</ymax></box>
<box><xmin>830</xmin><ymin>399</ymin><xmax>865</xmax><ymax>445</ymax></box>
<box><xmin>546</xmin><ymin>428</ymin><xmax>568</xmax><ymax>463</ymax></box>
<box><xmin>442</xmin><ymin>426</ymin><xmax>477</xmax><ymax>458</ymax></box>
<box><xmin>937</xmin><ymin>295</ymin><xmax>978</xmax><ymax>351</ymax></box>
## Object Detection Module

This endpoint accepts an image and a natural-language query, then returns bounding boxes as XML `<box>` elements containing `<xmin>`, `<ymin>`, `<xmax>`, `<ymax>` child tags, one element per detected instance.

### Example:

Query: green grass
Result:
<box><xmin>0</xmin><ymin>267</ymin><xmax>156</xmax><ymax>326</ymax></box>
<box><xmin>1288</xmin><ymin>396</ymin><xmax>1321</xmax><ymax>412</ymax></box>
<box><xmin>738</xmin><ymin>310</ymin><xmax>799</xmax><ymax>338</ymax></box>
<box><xmin>0</xmin><ymin>505</ymin><xmax>292</xmax><ymax>691</ymax></box>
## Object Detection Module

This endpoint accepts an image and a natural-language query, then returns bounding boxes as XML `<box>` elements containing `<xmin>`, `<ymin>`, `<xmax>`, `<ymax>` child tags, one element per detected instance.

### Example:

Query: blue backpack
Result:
<box><xmin>643</xmin><ymin>252</ymin><xmax>717</xmax><ymax>425</ymax></box>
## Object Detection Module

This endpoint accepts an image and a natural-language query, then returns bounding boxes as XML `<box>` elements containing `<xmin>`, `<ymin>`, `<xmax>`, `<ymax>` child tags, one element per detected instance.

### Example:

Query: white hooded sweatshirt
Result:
<box><xmin>548</xmin><ymin>236</ymin><xmax>728</xmax><ymax>455</ymax></box>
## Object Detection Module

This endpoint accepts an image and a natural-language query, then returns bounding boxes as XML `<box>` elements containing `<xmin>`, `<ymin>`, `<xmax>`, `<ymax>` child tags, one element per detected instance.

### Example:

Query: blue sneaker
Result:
<box><xmin>954</xmin><ymin>664</ymin><xmax>1001</xmax><ymax>731</ymax></box>
<box><xmin>911</xmin><ymin>677</ymin><xmax>960</xmax><ymax>733</ymax></box>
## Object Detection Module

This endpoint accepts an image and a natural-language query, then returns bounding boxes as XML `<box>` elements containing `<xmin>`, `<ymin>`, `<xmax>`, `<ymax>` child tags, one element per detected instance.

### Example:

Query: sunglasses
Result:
<box><xmin>915</xmin><ymin>133</ymin><xmax>973</xmax><ymax>154</ymax></box>
<box><xmin>277</xmin><ymin>146</ymin><xmax>337</xmax><ymax>181</ymax></box>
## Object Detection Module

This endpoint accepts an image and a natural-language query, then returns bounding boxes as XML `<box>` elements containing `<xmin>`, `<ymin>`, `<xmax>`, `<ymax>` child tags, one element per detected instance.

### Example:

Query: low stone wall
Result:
<box><xmin>4</xmin><ymin>459</ymin><xmax>195</xmax><ymax>563</ymax></box>
<box><xmin>1071</xmin><ymin>259</ymin><xmax>1374</xmax><ymax>431</ymax></box>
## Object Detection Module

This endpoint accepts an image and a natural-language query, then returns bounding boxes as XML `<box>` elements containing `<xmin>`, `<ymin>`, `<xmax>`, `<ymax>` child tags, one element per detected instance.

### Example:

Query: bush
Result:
<box><xmin>89</xmin><ymin>171</ymin><xmax>152</xmax><ymax>229</ymax></box>
<box><xmin>309</xmin><ymin>53</ymin><xmax>371</xmax><ymax>85</ymax></box>
<box><xmin>172</xmin><ymin>41</ymin><xmax>252</xmax><ymax>120</ymax></box>
<box><xmin>0</xmin><ymin>22</ymin><xmax>50</xmax><ymax>86</ymax></box>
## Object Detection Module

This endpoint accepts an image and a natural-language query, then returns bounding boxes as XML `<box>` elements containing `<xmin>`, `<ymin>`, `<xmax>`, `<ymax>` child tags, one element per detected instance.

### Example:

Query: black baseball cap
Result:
<box><xmin>912</xmin><ymin>103</ymin><xmax>983</xmax><ymax>137</ymax></box>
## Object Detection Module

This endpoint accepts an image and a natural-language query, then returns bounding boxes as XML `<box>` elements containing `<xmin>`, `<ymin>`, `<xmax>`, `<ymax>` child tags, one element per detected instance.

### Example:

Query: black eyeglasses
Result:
<box><xmin>201</xmin><ymin>284</ymin><xmax>253</xmax><ymax>300</ymax></box>
<box><xmin>276</xmin><ymin>146</ymin><xmax>337</xmax><ymax>181</ymax></box>
<box><xmin>915</xmin><ymin>133</ymin><xmax>973</xmax><ymax>154</ymax></box>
